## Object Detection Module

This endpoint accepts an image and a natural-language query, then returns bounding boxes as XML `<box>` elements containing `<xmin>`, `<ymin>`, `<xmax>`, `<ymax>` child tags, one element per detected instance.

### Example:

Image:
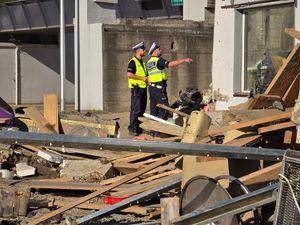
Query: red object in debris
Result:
<box><xmin>102</xmin><ymin>195</ymin><xmax>128</xmax><ymax>205</ymax></box>
<box><xmin>132</xmin><ymin>136</ymin><xmax>150</xmax><ymax>141</ymax></box>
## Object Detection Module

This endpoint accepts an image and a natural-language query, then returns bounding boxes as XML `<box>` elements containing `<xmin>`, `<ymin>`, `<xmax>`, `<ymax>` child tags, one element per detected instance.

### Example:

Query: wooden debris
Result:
<box><xmin>156</xmin><ymin>104</ymin><xmax>189</xmax><ymax>118</ymax></box>
<box><xmin>43</xmin><ymin>93</ymin><xmax>59</xmax><ymax>133</ymax></box>
<box><xmin>161</xmin><ymin>197</ymin><xmax>180</xmax><ymax>225</ymax></box>
<box><xmin>208</xmin><ymin>111</ymin><xmax>292</xmax><ymax>135</ymax></box>
<box><xmin>258</xmin><ymin>121</ymin><xmax>295</xmax><ymax>134</ymax></box>
<box><xmin>139</xmin><ymin>118</ymin><xmax>184</xmax><ymax>137</ymax></box>
<box><xmin>23</xmin><ymin>107</ymin><xmax>57</xmax><ymax>134</ymax></box>
<box><xmin>26</xmin><ymin>154</ymin><xmax>178</xmax><ymax>225</ymax></box>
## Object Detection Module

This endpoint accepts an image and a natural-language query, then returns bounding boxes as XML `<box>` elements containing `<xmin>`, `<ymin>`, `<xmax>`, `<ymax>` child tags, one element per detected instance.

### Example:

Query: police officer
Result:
<box><xmin>127</xmin><ymin>42</ymin><xmax>148</xmax><ymax>136</ymax></box>
<box><xmin>146</xmin><ymin>42</ymin><xmax>193</xmax><ymax>119</ymax></box>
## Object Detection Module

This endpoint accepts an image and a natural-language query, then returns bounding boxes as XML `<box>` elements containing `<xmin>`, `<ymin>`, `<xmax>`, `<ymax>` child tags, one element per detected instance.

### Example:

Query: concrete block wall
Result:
<box><xmin>102</xmin><ymin>20</ymin><xmax>213</xmax><ymax>112</ymax></box>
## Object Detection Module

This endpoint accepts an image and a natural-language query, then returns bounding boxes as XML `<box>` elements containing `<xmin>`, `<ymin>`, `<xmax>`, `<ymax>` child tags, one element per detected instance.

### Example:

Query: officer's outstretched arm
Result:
<box><xmin>168</xmin><ymin>58</ymin><xmax>193</xmax><ymax>68</ymax></box>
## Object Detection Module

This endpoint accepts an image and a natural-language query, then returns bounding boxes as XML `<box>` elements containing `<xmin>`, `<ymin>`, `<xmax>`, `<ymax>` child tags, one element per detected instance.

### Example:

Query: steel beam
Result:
<box><xmin>0</xmin><ymin>131</ymin><xmax>285</xmax><ymax>161</ymax></box>
<box><xmin>171</xmin><ymin>183</ymin><xmax>278</xmax><ymax>225</ymax></box>
<box><xmin>76</xmin><ymin>177</ymin><xmax>181</xmax><ymax>224</ymax></box>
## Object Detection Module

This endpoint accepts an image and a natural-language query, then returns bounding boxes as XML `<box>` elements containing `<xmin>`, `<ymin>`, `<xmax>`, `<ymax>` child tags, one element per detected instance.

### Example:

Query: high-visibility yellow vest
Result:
<box><xmin>146</xmin><ymin>56</ymin><xmax>168</xmax><ymax>83</ymax></box>
<box><xmin>128</xmin><ymin>57</ymin><xmax>147</xmax><ymax>88</ymax></box>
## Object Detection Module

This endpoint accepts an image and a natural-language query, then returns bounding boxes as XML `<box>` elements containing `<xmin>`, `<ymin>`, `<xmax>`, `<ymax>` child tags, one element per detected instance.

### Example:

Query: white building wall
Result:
<box><xmin>79</xmin><ymin>0</ymin><xmax>104</xmax><ymax>110</ymax></box>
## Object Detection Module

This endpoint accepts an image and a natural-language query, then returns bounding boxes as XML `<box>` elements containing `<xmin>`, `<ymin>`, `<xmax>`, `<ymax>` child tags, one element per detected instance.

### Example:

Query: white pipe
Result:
<box><xmin>60</xmin><ymin>0</ymin><xmax>65</xmax><ymax>112</ymax></box>
<box><xmin>15</xmin><ymin>45</ymin><xmax>19</xmax><ymax>105</ymax></box>
<box><xmin>143</xmin><ymin>113</ymin><xmax>179</xmax><ymax>126</ymax></box>
<box><xmin>74</xmin><ymin>0</ymin><xmax>80</xmax><ymax>111</ymax></box>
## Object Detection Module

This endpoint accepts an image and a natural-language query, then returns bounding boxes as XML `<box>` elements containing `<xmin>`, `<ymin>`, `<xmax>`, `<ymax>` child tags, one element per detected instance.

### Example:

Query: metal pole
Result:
<box><xmin>74</xmin><ymin>0</ymin><xmax>80</xmax><ymax>111</ymax></box>
<box><xmin>60</xmin><ymin>0</ymin><xmax>65</xmax><ymax>112</ymax></box>
<box><xmin>0</xmin><ymin>131</ymin><xmax>285</xmax><ymax>161</ymax></box>
<box><xmin>15</xmin><ymin>45</ymin><xmax>19</xmax><ymax>105</ymax></box>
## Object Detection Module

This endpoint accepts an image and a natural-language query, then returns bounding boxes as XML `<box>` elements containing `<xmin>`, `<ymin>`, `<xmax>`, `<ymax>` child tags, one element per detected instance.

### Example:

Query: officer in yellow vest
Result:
<box><xmin>127</xmin><ymin>42</ymin><xmax>148</xmax><ymax>136</ymax></box>
<box><xmin>146</xmin><ymin>42</ymin><xmax>193</xmax><ymax>119</ymax></box>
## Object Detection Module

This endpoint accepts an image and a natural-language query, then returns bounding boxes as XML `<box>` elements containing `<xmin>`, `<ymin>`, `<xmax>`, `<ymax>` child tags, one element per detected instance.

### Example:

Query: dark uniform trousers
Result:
<box><xmin>149</xmin><ymin>83</ymin><xmax>169</xmax><ymax>120</ymax></box>
<box><xmin>128</xmin><ymin>86</ymin><xmax>147</xmax><ymax>133</ymax></box>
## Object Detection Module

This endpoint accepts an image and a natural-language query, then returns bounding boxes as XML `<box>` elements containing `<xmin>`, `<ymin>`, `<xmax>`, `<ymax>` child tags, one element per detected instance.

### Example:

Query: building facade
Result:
<box><xmin>212</xmin><ymin>0</ymin><xmax>300</xmax><ymax>109</ymax></box>
<box><xmin>0</xmin><ymin>0</ymin><xmax>214</xmax><ymax>112</ymax></box>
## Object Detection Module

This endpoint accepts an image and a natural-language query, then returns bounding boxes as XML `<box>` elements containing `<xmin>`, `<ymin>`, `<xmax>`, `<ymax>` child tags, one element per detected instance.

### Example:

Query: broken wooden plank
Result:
<box><xmin>247</xmin><ymin>94</ymin><xmax>282</xmax><ymax>110</ymax></box>
<box><xmin>264</xmin><ymin>44</ymin><xmax>300</xmax><ymax>96</ymax></box>
<box><xmin>240</xmin><ymin>162</ymin><xmax>281</xmax><ymax>191</ymax></box>
<box><xmin>23</xmin><ymin>107</ymin><xmax>57</xmax><ymax>134</ymax></box>
<box><xmin>282</xmin><ymin>74</ymin><xmax>300</xmax><ymax>108</ymax></box>
<box><xmin>156</xmin><ymin>104</ymin><xmax>189</xmax><ymax>118</ymax></box>
<box><xmin>50</xmin><ymin>201</ymin><xmax>149</xmax><ymax>216</ymax></box>
<box><xmin>140</xmin><ymin>119</ymin><xmax>184</xmax><ymax>136</ymax></box>
<box><xmin>223</xmin><ymin>135</ymin><xmax>263</xmax><ymax>147</ymax></box>
<box><xmin>285</xmin><ymin>28</ymin><xmax>300</xmax><ymax>41</ymax></box>
<box><xmin>271</xmin><ymin>55</ymin><xmax>285</xmax><ymax>73</ymax></box>
<box><xmin>113</xmin><ymin>162</ymin><xmax>143</xmax><ymax>174</ymax></box>
<box><xmin>112</xmin><ymin>174</ymin><xmax>181</xmax><ymax>197</ymax></box>
<box><xmin>26</xmin><ymin>154</ymin><xmax>178</xmax><ymax>225</ymax></box>
<box><xmin>161</xmin><ymin>197</ymin><xmax>180</xmax><ymax>225</ymax></box>
<box><xmin>112</xmin><ymin>153</ymin><xmax>157</xmax><ymax>164</ymax></box>
<box><xmin>208</xmin><ymin>111</ymin><xmax>292</xmax><ymax>135</ymax></box>
<box><xmin>284</xmin><ymin>130</ymin><xmax>293</xmax><ymax>144</ymax></box>
<box><xmin>43</xmin><ymin>93</ymin><xmax>59</xmax><ymax>133</ymax></box>
<box><xmin>258</xmin><ymin>121</ymin><xmax>295</xmax><ymax>134</ymax></box>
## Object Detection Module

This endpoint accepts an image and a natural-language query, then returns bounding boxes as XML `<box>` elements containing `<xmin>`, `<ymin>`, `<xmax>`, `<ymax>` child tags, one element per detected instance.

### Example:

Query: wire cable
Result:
<box><xmin>279</xmin><ymin>173</ymin><xmax>300</xmax><ymax>214</ymax></box>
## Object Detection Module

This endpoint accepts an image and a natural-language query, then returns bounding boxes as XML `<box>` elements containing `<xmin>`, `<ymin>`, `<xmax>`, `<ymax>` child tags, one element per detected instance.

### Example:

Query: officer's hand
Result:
<box><xmin>142</xmin><ymin>77</ymin><xmax>148</xmax><ymax>82</ymax></box>
<box><xmin>184</xmin><ymin>58</ymin><xmax>193</xmax><ymax>63</ymax></box>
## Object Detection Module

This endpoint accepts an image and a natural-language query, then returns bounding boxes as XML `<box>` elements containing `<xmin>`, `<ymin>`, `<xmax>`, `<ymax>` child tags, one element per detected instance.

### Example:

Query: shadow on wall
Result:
<box><xmin>20</xmin><ymin>43</ymin><xmax>74</xmax><ymax>84</ymax></box>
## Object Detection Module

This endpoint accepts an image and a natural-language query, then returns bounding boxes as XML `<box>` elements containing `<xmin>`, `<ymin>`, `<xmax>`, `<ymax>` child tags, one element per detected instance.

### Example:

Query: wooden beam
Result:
<box><xmin>240</xmin><ymin>162</ymin><xmax>281</xmax><ymax>190</ymax></box>
<box><xmin>265</xmin><ymin>44</ymin><xmax>300</xmax><ymax>96</ymax></box>
<box><xmin>223</xmin><ymin>135</ymin><xmax>263</xmax><ymax>147</ymax></box>
<box><xmin>156</xmin><ymin>104</ymin><xmax>190</xmax><ymax>118</ymax></box>
<box><xmin>24</xmin><ymin>107</ymin><xmax>57</xmax><ymax>134</ymax></box>
<box><xmin>161</xmin><ymin>197</ymin><xmax>180</xmax><ymax>225</ymax></box>
<box><xmin>208</xmin><ymin>111</ymin><xmax>292</xmax><ymax>135</ymax></box>
<box><xmin>139</xmin><ymin>119</ymin><xmax>184</xmax><ymax>136</ymax></box>
<box><xmin>43</xmin><ymin>93</ymin><xmax>59</xmax><ymax>133</ymax></box>
<box><xmin>26</xmin><ymin>154</ymin><xmax>178</xmax><ymax>225</ymax></box>
<box><xmin>284</xmin><ymin>130</ymin><xmax>293</xmax><ymax>144</ymax></box>
<box><xmin>282</xmin><ymin>74</ymin><xmax>300</xmax><ymax>108</ymax></box>
<box><xmin>271</xmin><ymin>55</ymin><xmax>285</xmax><ymax>73</ymax></box>
<box><xmin>285</xmin><ymin>28</ymin><xmax>300</xmax><ymax>41</ymax></box>
<box><xmin>50</xmin><ymin>201</ymin><xmax>149</xmax><ymax>216</ymax></box>
<box><xmin>258</xmin><ymin>121</ymin><xmax>295</xmax><ymax>134</ymax></box>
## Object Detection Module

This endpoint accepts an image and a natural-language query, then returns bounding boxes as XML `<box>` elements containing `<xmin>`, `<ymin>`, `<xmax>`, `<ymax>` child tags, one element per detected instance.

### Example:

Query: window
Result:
<box><xmin>243</xmin><ymin>5</ymin><xmax>294</xmax><ymax>93</ymax></box>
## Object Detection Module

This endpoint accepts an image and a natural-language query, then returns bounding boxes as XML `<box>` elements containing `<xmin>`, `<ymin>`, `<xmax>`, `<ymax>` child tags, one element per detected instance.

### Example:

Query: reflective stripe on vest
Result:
<box><xmin>146</xmin><ymin>57</ymin><xmax>167</xmax><ymax>83</ymax></box>
<box><xmin>128</xmin><ymin>57</ymin><xmax>147</xmax><ymax>88</ymax></box>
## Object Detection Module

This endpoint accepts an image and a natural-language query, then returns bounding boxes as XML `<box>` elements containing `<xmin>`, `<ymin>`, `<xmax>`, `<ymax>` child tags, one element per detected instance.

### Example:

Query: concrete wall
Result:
<box><xmin>102</xmin><ymin>20</ymin><xmax>214</xmax><ymax>112</ymax></box>
<box><xmin>0</xmin><ymin>43</ymin><xmax>16</xmax><ymax>104</ymax></box>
